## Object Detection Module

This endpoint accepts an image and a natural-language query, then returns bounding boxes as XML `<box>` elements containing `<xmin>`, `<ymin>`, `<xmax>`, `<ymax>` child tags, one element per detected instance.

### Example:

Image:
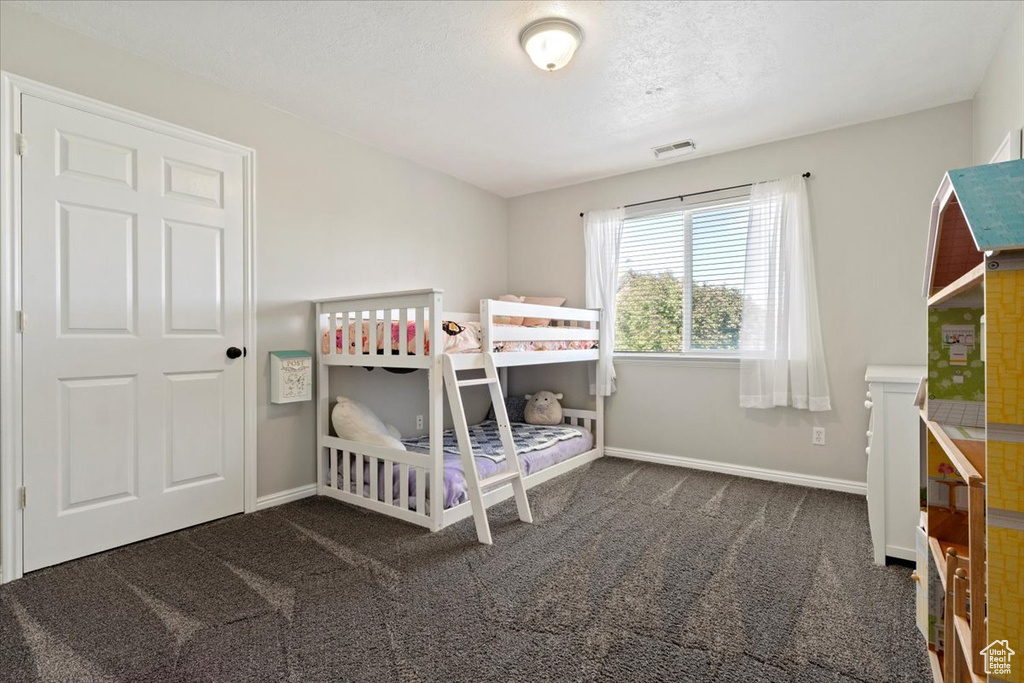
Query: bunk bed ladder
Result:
<box><xmin>441</xmin><ymin>353</ymin><xmax>533</xmax><ymax>544</ymax></box>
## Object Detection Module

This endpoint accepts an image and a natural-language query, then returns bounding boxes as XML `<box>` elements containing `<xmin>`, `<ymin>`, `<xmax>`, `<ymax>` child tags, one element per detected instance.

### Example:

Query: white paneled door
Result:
<box><xmin>20</xmin><ymin>95</ymin><xmax>246</xmax><ymax>572</ymax></box>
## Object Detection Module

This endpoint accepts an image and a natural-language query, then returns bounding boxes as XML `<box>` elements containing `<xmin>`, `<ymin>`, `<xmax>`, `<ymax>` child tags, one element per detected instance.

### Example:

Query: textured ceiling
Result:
<box><xmin>10</xmin><ymin>0</ymin><xmax>1016</xmax><ymax>197</ymax></box>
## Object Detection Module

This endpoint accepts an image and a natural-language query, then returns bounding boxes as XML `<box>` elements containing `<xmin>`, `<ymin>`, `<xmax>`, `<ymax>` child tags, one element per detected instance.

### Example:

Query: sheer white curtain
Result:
<box><xmin>584</xmin><ymin>208</ymin><xmax>625</xmax><ymax>396</ymax></box>
<box><xmin>739</xmin><ymin>176</ymin><xmax>831</xmax><ymax>411</ymax></box>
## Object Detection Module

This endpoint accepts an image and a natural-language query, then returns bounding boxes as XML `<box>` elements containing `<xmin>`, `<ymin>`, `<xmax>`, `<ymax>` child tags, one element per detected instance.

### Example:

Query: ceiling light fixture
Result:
<box><xmin>520</xmin><ymin>18</ymin><xmax>583</xmax><ymax>72</ymax></box>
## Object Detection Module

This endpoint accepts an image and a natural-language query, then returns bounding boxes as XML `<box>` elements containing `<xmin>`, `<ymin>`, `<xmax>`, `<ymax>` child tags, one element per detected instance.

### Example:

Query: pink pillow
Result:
<box><xmin>522</xmin><ymin>296</ymin><xmax>566</xmax><ymax>326</ymax></box>
<box><xmin>494</xmin><ymin>294</ymin><xmax>525</xmax><ymax>325</ymax></box>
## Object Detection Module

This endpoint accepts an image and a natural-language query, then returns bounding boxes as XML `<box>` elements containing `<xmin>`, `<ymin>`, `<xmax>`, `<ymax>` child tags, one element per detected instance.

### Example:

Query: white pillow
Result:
<box><xmin>332</xmin><ymin>396</ymin><xmax>405</xmax><ymax>450</ymax></box>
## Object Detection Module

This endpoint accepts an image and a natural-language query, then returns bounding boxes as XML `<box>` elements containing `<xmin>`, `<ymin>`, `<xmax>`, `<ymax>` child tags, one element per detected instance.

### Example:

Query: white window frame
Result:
<box><xmin>614</xmin><ymin>188</ymin><xmax>749</xmax><ymax>366</ymax></box>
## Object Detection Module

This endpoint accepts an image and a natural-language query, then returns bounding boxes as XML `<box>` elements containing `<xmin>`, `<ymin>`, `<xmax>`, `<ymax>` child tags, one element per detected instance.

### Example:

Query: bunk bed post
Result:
<box><xmin>482</xmin><ymin>298</ymin><xmax>511</xmax><ymax>397</ymax></box>
<box><xmin>315</xmin><ymin>302</ymin><xmax>327</xmax><ymax>495</ymax></box>
<box><xmin>429</xmin><ymin>291</ymin><xmax>445</xmax><ymax>530</ymax></box>
<box><xmin>481</xmin><ymin>298</ymin><xmax>492</xmax><ymax>353</ymax></box>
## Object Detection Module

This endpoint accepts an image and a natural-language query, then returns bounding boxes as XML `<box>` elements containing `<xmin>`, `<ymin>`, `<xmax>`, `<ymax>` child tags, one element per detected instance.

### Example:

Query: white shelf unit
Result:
<box><xmin>865</xmin><ymin>364</ymin><xmax>926</xmax><ymax>565</ymax></box>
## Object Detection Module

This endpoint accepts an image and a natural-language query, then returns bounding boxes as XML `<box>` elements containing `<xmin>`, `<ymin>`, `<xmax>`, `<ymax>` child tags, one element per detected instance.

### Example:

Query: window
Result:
<box><xmin>615</xmin><ymin>196</ymin><xmax>749</xmax><ymax>355</ymax></box>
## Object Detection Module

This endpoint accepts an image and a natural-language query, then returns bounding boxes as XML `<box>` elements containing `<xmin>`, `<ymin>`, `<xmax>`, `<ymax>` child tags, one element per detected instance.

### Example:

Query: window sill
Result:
<box><xmin>614</xmin><ymin>353</ymin><xmax>740</xmax><ymax>369</ymax></box>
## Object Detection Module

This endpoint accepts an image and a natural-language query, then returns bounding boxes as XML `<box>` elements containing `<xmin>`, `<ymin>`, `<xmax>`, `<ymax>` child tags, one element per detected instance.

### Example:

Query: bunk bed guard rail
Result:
<box><xmin>313</xmin><ymin>289</ymin><xmax>602</xmax><ymax>530</ymax></box>
<box><xmin>316</xmin><ymin>289</ymin><xmax>442</xmax><ymax>369</ymax></box>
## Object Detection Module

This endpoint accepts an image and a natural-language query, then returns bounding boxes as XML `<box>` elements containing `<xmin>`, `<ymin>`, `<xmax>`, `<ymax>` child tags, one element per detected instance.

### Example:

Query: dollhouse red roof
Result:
<box><xmin>923</xmin><ymin>159</ymin><xmax>1024</xmax><ymax>296</ymax></box>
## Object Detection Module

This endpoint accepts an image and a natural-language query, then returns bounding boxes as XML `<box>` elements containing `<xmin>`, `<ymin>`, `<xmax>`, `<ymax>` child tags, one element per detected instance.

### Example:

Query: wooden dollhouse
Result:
<box><xmin>917</xmin><ymin>159</ymin><xmax>1024</xmax><ymax>683</ymax></box>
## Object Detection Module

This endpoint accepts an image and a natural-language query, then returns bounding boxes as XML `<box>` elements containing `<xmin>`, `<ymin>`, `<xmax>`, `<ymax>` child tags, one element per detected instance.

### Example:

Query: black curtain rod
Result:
<box><xmin>579</xmin><ymin>171</ymin><xmax>811</xmax><ymax>217</ymax></box>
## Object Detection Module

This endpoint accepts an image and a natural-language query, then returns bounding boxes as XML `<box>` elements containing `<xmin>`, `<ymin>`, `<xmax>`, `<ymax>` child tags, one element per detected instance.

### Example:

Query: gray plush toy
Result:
<box><xmin>524</xmin><ymin>391</ymin><xmax>564</xmax><ymax>425</ymax></box>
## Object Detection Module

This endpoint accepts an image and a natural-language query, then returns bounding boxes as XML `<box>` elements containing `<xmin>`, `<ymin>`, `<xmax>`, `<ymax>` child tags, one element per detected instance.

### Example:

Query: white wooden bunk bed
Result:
<box><xmin>314</xmin><ymin>289</ymin><xmax>603</xmax><ymax>544</ymax></box>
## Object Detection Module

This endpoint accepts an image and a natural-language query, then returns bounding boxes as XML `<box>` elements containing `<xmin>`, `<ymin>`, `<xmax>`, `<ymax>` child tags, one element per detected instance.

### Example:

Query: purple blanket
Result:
<box><xmin>333</xmin><ymin>423</ymin><xmax>594</xmax><ymax>510</ymax></box>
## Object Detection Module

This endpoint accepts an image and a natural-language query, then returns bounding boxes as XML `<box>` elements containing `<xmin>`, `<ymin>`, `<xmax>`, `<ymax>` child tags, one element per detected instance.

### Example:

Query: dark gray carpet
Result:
<box><xmin>0</xmin><ymin>459</ymin><xmax>929</xmax><ymax>683</ymax></box>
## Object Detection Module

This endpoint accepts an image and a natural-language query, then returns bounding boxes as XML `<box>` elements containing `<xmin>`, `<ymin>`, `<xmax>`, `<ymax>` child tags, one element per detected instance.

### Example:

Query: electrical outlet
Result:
<box><xmin>812</xmin><ymin>427</ymin><xmax>826</xmax><ymax>446</ymax></box>
<box><xmin>416</xmin><ymin>414</ymin><xmax>424</xmax><ymax>430</ymax></box>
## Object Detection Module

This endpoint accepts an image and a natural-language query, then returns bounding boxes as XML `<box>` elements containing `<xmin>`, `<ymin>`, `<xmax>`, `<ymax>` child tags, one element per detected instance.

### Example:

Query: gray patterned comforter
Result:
<box><xmin>401</xmin><ymin>420</ymin><xmax>583</xmax><ymax>463</ymax></box>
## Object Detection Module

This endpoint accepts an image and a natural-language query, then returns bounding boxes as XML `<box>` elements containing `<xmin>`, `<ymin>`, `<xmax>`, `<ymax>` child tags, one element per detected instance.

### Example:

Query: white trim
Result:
<box><xmin>6</xmin><ymin>73</ymin><xmax>255</xmax><ymax>155</ymax></box>
<box><xmin>989</xmin><ymin>129</ymin><xmax>1023</xmax><ymax>164</ymax></box>
<box><xmin>0</xmin><ymin>72</ymin><xmax>257</xmax><ymax>583</ymax></box>
<box><xmin>614</xmin><ymin>353</ymin><xmax>739</xmax><ymax>369</ymax></box>
<box><xmin>255</xmin><ymin>484</ymin><xmax>317</xmax><ymax>511</ymax></box>
<box><xmin>989</xmin><ymin>508</ymin><xmax>1024</xmax><ymax>531</ymax></box>
<box><xmin>864</xmin><ymin>365</ymin><xmax>926</xmax><ymax>384</ymax></box>
<box><xmin>923</xmin><ymin>175</ymin><xmax>955</xmax><ymax>298</ymax></box>
<box><xmin>988</xmin><ymin>423</ymin><xmax>1024</xmax><ymax>443</ymax></box>
<box><xmin>242</xmin><ymin>140</ymin><xmax>258</xmax><ymax>515</ymax></box>
<box><xmin>884</xmin><ymin>544</ymin><xmax>915</xmax><ymax>562</ymax></box>
<box><xmin>605</xmin><ymin>446</ymin><xmax>867</xmax><ymax>495</ymax></box>
<box><xmin>0</xmin><ymin>72</ymin><xmax>24</xmax><ymax>584</ymax></box>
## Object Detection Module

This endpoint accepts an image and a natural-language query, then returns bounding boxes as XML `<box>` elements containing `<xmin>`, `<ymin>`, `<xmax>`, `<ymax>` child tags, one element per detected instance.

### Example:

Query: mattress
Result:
<box><xmin>332</xmin><ymin>421</ymin><xmax>594</xmax><ymax>510</ymax></box>
<box><xmin>321</xmin><ymin>320</ymin><xmax>597</xmax><ymax>356</ymax></box>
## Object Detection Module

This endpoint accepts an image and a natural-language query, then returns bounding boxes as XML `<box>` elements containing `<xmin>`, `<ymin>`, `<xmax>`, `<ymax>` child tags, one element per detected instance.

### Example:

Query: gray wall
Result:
<box><xmin>0</xmin><ymin>6</ymin><xmax>509</xmax><ymax>497</ymax></box>
<box><xmin>972</xmin><ymin>3</ymin><xmax>1024</xmax><ymax>164</ymax></box>
<box><xmin>2</xmin><ymin>3</ymin><xmax>1020</xmax><ymax>500</ymax></box>
<box><xmin>506</xmin><ymin>103</ymin><xmax>973</xmax><ymax>485</ymax></box>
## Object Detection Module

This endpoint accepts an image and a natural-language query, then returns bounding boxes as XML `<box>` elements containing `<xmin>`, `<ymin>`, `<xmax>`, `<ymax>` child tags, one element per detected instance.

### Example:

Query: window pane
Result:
<box><xmin>615</xmin><ymin>211</ymin><xmax>684</xmax><ymax>352</ymax></box>
<box><xmin>690</xmin><ymin>202</ymin><xmax>747</xmax><ymax>350</ymax></box>
<box><xmin>614</xmin><ymin>198</ymin><xmax>750</xmax><ymax>354</ymax></box>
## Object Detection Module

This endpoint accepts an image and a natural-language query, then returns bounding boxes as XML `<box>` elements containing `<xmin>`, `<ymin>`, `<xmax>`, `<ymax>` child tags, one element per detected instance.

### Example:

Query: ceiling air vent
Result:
<box><xmin>652</xmin><ymin>139</ymin><xmax>696</xmax><ymax>160</ymax></box>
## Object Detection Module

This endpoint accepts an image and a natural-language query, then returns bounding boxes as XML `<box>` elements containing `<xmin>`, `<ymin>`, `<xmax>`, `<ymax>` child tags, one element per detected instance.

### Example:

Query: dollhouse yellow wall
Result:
<box><xmin>927</xmin><ymin>432</ymin><xmax>964</xmax><ymax>480</ymax></box>
<box><xmin>986</xmin><ymin>268</ymin><xmax>1024</xmax><ymax>426</ymax></box>
<box><xmin>989</xmin><ymin>526</ymin><xmax>1023</xmax><ymax>683</ymax></box>
<box><xmin>986</xmin><ymin>266</ymin><xmax>1023</xmax><ymax>516</ymax></box>
<box><xmin>989</xmin><ymin>440</ymin><xmax>1024</xmax><ymax>513</ymax></box>
<box><xmin>986</xmin><ymin>265</ymin><xmax>1023</xmax><ymax>682</ymax></box>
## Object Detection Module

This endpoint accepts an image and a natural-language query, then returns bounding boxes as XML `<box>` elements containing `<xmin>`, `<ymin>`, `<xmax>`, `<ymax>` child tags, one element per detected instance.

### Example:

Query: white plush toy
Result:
<box><xmin>331</xmin><ymin>396</ymin><xmax>405</xmax><ymax>450</ymax></box>
<box><xmin>524</xmin><ymin>391</ymin><xmax>564</xmax><ymax>426</ymax></box>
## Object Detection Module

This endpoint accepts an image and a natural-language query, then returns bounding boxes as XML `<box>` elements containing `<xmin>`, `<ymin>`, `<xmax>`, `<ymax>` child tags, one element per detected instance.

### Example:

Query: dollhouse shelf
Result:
<box><xmin>926</xmin><ymin>262</ymin><xmax>985</xmax><ymax>307</ymax></box>
<box><xmin>927</xmin><ymin>534</ymin><xmax>968</xmax><ymax>590</ymax></box>
<box><xmin>923</xmin><ymin>419</ymin><xmax>985</xmax><ymax>483</ymax></box>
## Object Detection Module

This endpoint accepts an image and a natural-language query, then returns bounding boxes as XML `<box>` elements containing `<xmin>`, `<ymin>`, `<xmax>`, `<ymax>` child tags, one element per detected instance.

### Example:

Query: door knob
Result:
<box><xmin>226</xmin><ymin>346</ymin><xmax>243</xmax><ymax>359</ymax></box>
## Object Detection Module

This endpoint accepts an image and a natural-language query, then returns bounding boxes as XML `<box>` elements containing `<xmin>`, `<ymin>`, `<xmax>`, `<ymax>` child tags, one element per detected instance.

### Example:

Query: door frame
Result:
<box><xmin>0</xmin><ymin>72</ymin><xmax>258</xmax><ymax>584</ymax></box>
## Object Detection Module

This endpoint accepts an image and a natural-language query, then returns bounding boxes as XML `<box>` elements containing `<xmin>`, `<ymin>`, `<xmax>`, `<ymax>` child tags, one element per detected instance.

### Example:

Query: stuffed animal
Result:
<box><xmin>441</xmin><ymin>320</ymin><xmax>465</xmax><ymax>336</ymax></box>
<box><xmin>331</xmin><ymin>396</ymin><xmax>405</xmax><ymax>450</ymax></box>
<box><xmin>524</xmin><ymin>391</ymin><xmax>564</xmax><ymax>426</ymax></box>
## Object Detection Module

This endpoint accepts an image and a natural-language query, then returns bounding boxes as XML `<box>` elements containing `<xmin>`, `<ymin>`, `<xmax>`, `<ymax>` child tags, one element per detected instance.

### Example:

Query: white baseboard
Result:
<box><xmin>255</xmin><ymin>483</ymin><xmax>317</xmax><ymax>510</ymax></box>
<box><xmin>886</xmin><ymin>544</ymin><xmax>916</xmax><ymax>562</ymax></box>
<box><xmin>605</xmin><ymin>447</ymin><xmax>867</xmax><ymax>496</ymax></box>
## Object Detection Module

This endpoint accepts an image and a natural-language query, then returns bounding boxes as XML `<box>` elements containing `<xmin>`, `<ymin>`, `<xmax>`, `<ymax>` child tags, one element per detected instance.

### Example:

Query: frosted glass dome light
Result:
<box><xmin>520</xmin><ymin>18</ymin><xmax>583</xmax><ymax>72</ymax></box>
